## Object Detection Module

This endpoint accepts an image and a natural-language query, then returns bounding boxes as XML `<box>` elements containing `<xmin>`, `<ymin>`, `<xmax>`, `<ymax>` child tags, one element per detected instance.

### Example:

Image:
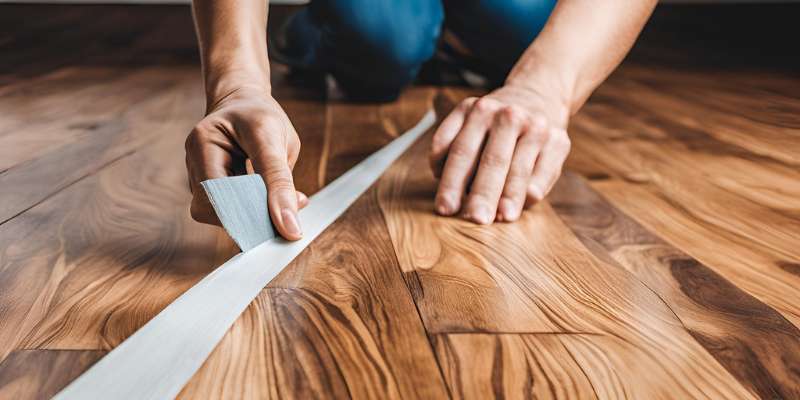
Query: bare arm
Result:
<box><xmin>431</xmin><ymin>0</ymin><xmax>657</xmax><ymax>223</ymax></box>
<box><xmin>508</xmin><ymin>0</ymin><xmax>657</xmax><ymax>115</ymax></box>
<box><xmin>187</xmin><ymin>0</ymin><xmax>307</xmax><ymax>241</ymax></box>
<box><xmin>193</xmin><ymin>0</ymin><xmax>270</xmax><ymax>107</ymax></box>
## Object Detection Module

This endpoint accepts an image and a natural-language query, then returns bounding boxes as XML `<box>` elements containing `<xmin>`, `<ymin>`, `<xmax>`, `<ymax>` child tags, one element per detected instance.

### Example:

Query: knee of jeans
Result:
<box><xmin>328</xmin><ymin>1</ymin><xmax>443</xmax><ymax>70</ymax></box>
<box><xmin>486</xmin><ymin>0</ymin><xmax>557</xmax><ymax>49</ymax></box>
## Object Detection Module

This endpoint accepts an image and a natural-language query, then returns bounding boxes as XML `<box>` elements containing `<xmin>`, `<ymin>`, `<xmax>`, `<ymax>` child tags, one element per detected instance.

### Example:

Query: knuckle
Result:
<box><xmin>448</xmin><ymin>144</ymin><xmax>474</xmax><ymax>160</ymax></box>
<box><xmin>473</xmin><ymin>97</ymin><xmax>497</xmax><ymax>113</ymax></box>
<box><xmin>554</xmin><ymin>131</ymin><xmax>572</xmax><ymax>151</ymax></box>
<box><xmin>248</xmin><ymin>118</ymin><xmax>270</xmax><ymax>135</ymax></box>
<box><xmin>505</xmin><ymin>181</ymin><xmax>527</xmax><ymax>198</ymax></box>
<box><xmin>482</xmin><ymin>151</ymin><xmax>510</xmax><ymax>168</ymax></box>
<box><xmin>529</xmin><ymin>114</ymin><xmax>547</xmax><ymax>132</ymax></box>
<box><xmin>185</xmin><ymin>128</ymin><xmax>205</xmax><ymax>151</ymax></box>
<box><xmin>459</xmin><ymin>97</ymin><xmax>479</xmax><ymax>111</ymax></box>
<box><xmin>499</xmin><ymin>106</ymin><xmax>527</xmax><ymax>127</ymax></box>
<box><xmin>468</xmin><ymin>192</ymin><xmax>494</xmax><ymax>206</ymax></box>
<box><xmin>438</xmin><ymin>180</ymin><xmax>461</xmax><ymax>193</ymax></box>
<box><xmin>430</xmin><ymin>134</ymin><xmax>448</xmax><ymax>154</ymax></box>
<box><xmin>265</xmin><ymin>172</ymin><xmax>293</xmax><ymax>188</ymax></box>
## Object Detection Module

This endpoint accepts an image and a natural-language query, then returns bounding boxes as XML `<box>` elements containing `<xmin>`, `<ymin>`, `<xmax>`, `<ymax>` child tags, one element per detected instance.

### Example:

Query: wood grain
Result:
<box><xmin>377</xmin><ymin>131</ymin><xmax>756</xmax><ymax>399</ymax></box>
<box><xmin>0</xmin><ymin>67</ymin><xmax>228</xmax><ymax>362</ymax></box>
<box><xmin>0</xmin><ymin>350</ymin><xmax>105</xmax><ymax>400</ymax></box>
<box><xmin>550</xmin><ymin>172</ymin><xmax>800</xmax><ymax>399</ymax></box>
<box><xmin>1</xmin><ymin>4</ymin><xmax>799</xmax><ymax>399</ymax></box>
<box><xmin>180</xmin><ymin>90</ymin><xmax>448</xmax><ymax>399</ymax></box>
<box><xmin>565</xmin><ymin>76</ymin><xmax>800</xmax><ymax>327</ymax></box>
<box><xmin>181</xmin><ymin>191</ymin><xmax>449</xmax><ymax>399</ymax></box>
<box><xmin>433</xmin><ymin>333</ymin><xmax>597</xmax><ymax>400</ymax></box>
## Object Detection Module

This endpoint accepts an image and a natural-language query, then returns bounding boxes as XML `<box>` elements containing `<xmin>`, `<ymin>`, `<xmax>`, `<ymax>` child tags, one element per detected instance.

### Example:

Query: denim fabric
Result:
<box><xmin>285</xmin><ymin>0</ymin><xmax>556</xmax><ymax>100</ymax></box>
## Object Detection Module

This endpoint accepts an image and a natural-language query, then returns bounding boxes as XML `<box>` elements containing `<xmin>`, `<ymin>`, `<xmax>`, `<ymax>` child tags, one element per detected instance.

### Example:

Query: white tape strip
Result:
<box><xmin>54</xmin><ymin>109</ymin><xmax>436</xmax><ymax>400</ymax></box>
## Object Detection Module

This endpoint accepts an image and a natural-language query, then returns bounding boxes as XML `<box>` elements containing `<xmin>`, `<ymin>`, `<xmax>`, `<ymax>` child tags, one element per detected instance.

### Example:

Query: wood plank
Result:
<box><xmin>550</xmin><ymin>172</ymin><xmax>800</xmax><ymax>399</ymax></box>
<box><xmin>0</xmin><ymin>349</ymin><xmax>105</xmax><ymax>400</ymax></box>
<box><xmin>433</xmin><ymin>333</ymin><xmax>597</xmax><ymax>399</ymax></box>
<box><xmin>595</xmin><ymin>76</ymin><xmax>800</xmax><ymax>168</ymax></box>
<box><xmin>0</xmin><ymin>5</ymin><xmax>199</xmax><ymax>85</ymax></box>
<box><xmin>434</xmin><ymin>331</ymin><xmax>764</xmax><ymax>400</ymax></box>
<box><xmin>376</xmin><ymin>126</ymin><xmax>755</xmax><ymax>398</ymax></box>
<box><xmin>592</xmin><ymin>179</ymin><xmax>800</xmax><ymax>325</ymax></box>
<box><xmin>0</xmin><ymin>67</ymin><xmax>200</xmax><ymax>224</ymax></box>
<box><xmin>0</xmin><ymin>67</ymin><xmax>168</xmax><ymax>171</ymax></box>
<box><xmin>182</xmin><ymin>189</ymin><xmax>449</xmax><ymax>399</ymax></box>
<box><xmin>323</xmin><ymin>86</ymin><xmax>437</xmax><ymax>184</ymax></box>
<box><xmin>180</xmin><ymin>92</ymin><xmax>448</xmax><ymax>399</ymax></box>
<box><xmin>568</xmin><ymin>114</ymin><xmax>799</xmax><ymax>261</ymax></box>
<box><xmin>566</xmin><ymin>89</ymin><xmax>800</xmax><ymax>326</ymax></box>
<box><xmin>0</xmin><ymin>71</ymin><xmax>230</xmax><ymax>362</ymax></box>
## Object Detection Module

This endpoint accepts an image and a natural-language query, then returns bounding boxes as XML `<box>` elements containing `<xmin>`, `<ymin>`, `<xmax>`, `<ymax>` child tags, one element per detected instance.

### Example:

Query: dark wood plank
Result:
<box><xmin>180</xmin><ymin>91</ymin><xmax>448</xmax><ymax>399</ymax></box>
<box><xmin>550</xmin><ymin>172</ymin><xmax>800</xmax><ymax>399</ymax></box>
<box><xmin>182</xmin><ymin>190</ymin><xmax>449</xmax><ymax>399</ymax></box>
<box><xmin>565</xmin><ymin>78</ymin><xmax>800</xmax><ymax>327</ymax></box>
<box><xmin>0</xmin><ymin>5</ymin><xmax>198</xmax><ymax>84</ymax></box>
<box><xmin>433</xmin><ymin>333</ymin><xmax>597</xmax><ymax>399</ymax></box>
<box><xmin>0</xmin><ymin>349</ymin><xmax>106</xmax><ymax>400</ymax></box>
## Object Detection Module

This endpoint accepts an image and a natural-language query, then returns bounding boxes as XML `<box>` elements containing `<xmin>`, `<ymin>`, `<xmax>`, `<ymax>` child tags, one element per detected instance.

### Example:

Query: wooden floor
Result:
<box><xmin>1</xmin><ymin>4</ymin><xmax>799</xmax><ymax>399</ymax></box>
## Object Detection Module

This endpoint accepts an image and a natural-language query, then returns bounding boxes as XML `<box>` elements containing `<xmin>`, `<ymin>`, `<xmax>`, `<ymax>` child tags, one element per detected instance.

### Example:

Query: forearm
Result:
<box><xmin>506</xmin><ymin>0</ymin><xmax>656</xmax><ymax>118</ymax></box>
<box><xmin>192</xmin><ymin>0</ymin><xmax>271</xmax><ymax>108</ymax></box>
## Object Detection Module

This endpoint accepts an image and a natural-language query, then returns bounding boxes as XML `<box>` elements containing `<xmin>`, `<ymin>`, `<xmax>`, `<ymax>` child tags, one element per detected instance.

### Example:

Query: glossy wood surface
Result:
<box><xmin>0</xmin><ymin>4</ymin><xmax>798</xmax><ymax>399</ymax></box>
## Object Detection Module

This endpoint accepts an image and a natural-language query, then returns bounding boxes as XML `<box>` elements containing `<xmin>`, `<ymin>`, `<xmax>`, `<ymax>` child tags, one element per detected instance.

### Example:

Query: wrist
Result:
<box><xmin>500</xmin><ymin>78</ymin><xmax>571</xmax><ymax>128</ymax></box>
<box><xmin>204</xmin><ymin>65</ymin><xmax>271</xmax><ymax>110</ymax></box>
<box><xmin>505</xmin><ymin>51</ymin><xmax>577</xmax><ymax>118</ymax></box>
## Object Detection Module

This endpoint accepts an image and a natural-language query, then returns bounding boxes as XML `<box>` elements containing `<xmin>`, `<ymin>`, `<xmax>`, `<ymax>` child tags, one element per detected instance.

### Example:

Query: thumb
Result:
<box><xmin>253</xmin><ymin>151</ymin><xmax>302</xmax><ymax>241</ymax></box>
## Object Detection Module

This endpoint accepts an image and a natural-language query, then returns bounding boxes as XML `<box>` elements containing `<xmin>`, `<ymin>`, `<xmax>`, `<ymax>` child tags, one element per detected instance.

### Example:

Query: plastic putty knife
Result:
<box><xmin>201</xmin><ymin>174</ymin><xmax>276</xmax><ymax>251</ymax></box>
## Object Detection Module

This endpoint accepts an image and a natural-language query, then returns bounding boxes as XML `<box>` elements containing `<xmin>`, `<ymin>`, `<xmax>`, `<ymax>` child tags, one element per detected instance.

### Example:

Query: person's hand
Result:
<box><xmin>185</xmin><ymin>86</ymin><xmax>308</xmax><ymax>240</ymax></box>
<box><xmin>429</xmin><ymin>84</ymin><xmax>571</xmax><ymax>224</ymax></box>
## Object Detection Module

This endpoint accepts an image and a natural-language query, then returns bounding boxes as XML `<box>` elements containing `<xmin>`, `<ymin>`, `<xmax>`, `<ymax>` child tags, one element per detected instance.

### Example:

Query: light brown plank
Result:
<box><xmin>0</xmin><ymin>70</ymin><xmax>231</xmax><ymax>361</ymax></box>
<box><xmin>377</xmin><ymin>127</ymin><xmax>756</xmax><ymax>398</ymax></box>
<box><xmin>0</xmin><ymin>67</ymin><xmax>201</xmax><ymax>224</ymax></box>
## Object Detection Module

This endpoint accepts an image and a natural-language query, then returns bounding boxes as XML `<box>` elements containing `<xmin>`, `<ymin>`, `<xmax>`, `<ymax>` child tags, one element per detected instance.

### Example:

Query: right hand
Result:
<box><xmin>185</xmin><ymin>86</ymin><xmax>307</xmax><ymax>240</ymax></box>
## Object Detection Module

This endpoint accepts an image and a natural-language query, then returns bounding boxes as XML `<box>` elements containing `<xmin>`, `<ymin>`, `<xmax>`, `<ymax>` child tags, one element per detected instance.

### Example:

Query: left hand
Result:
<box><xmin>429</xmin><ymin>84</ymin><xmax>572</xmax><ymax>224</ymax></box>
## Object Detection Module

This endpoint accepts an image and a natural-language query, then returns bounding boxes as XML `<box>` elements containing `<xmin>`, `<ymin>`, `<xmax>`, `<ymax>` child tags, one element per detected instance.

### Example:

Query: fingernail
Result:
<box><xmin>499</xmin><ymin>198</ymin><xmax>520</xmax><ymax>221</ymax></box>
<box><xmin>281</xmin><ymin>208</ymin><xmax>302</xmax><ymax>238</ymax></box>
<box><xmin>436</xmin><ymin>194</ymin><xmax>456</xmax><ymax>215</ymax></box>
<box><xmin>528</xmin><ymin>185</ymin><xmax>544</xmax><ymax>203</ymax></box>
<box><xmin>471</xmin><ymin>204</ymin><xmax>492</xmax><ymax>225</ymax></box>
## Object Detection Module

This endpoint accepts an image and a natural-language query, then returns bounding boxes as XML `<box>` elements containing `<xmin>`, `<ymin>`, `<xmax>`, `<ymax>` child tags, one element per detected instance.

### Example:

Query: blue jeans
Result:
<box><xmin>284</xmin><ymin>0</ymin><xmax>556</xmax><ymax>100</ymax></box>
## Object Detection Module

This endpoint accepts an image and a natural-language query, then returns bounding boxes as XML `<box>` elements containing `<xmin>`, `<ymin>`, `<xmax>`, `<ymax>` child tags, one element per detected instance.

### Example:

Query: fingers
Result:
<box><xmin>251</xmin><ymin>147</ymin><xmax>302</xmax><ymax>241</ymax></box>
<box><xmin>463</xmin><ymin>107</ymin><xmax>525</xmax><ymax>224</ymax></box>
<box><xmin>526</xmin><ymin>128</ymin><xmax>571</xmax><ymax>207</ymax></box>
<box><xmin>429</xmin><ymin>97</ymin><xmax>477</xmax><ymax>178</ymax></box>
<box><xmin>435</xmin><ymin>98</ymin><xmax>501</xmax><ymax>216</ymax></box>
<box><xmin>497</xmin><ymin>116</ymin><xmax>546</xmax><ymax>222</ymax></box>
<box><xmin>185</xmin><ymin>126</ymin><xmax>237</xmax><ymax>226</ymax></box>
<box><xmin>297</xmin><ymin>191</ymin><xmax>309</xmax><ymax>209</ymax></box>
